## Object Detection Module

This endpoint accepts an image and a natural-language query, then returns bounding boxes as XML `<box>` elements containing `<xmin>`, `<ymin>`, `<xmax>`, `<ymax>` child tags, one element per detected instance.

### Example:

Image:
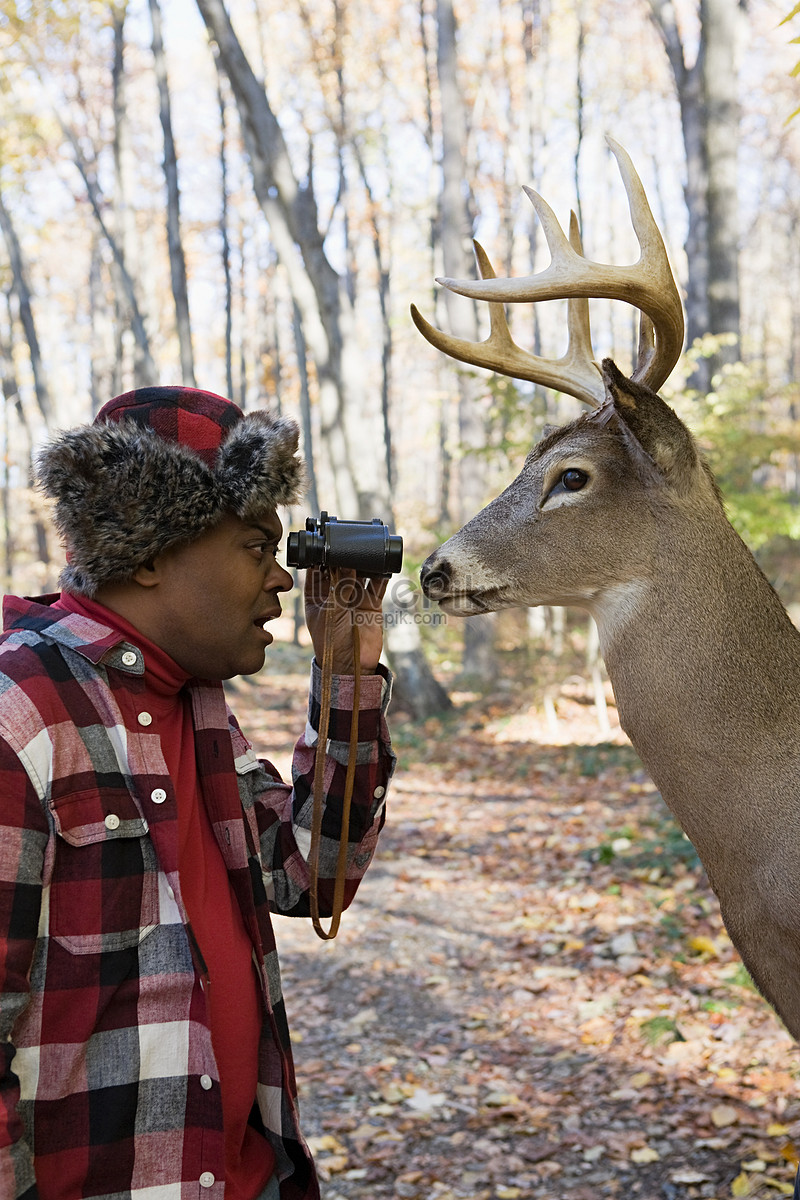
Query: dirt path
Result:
<box><xmin>232</xmin><ymin>651</ymin><xmax>800</xmax><ymax>1200</ymax></box>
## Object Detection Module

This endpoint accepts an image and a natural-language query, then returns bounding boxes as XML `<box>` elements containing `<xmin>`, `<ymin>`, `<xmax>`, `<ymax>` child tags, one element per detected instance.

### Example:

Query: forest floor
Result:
<box><xmin>229</xmin><ymin>624</ymin><xmax>800</xmax><ymax>1200</ymax></box>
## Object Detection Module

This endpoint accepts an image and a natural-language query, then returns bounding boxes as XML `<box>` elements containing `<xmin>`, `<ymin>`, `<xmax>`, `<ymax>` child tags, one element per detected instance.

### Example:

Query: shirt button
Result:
<box><xmin>150</xmin><ymin>788</ymin><xmax>167</xmax><ymax>804</ymax></box>
<box><xmin>137</xmin><ymin>711</ymin><xmax>153</xmax><ymax>727</ymax></box>
<box><xmin>121</xmin><ymin>650</ymin><xmax>137</xmax><ymax>667</ymax></box>
<box><xmin>373</xmin><ymin>785</ymin><xmax>385</xmax><ymax>799</ymax></box>
<box><xmin>200</xmin><ymin>1074</ymin><xmax>213</xmax><ymax>1090</ymax></box>
<box><xmin>104</xmin><ymin>813</ymin><xmax>120</xmax><ymax>831</ymax></box>
<box><xmin>199</xmin><ymin>1172</ymin><xmax>215</xmax><ymax>1188</ymax></box>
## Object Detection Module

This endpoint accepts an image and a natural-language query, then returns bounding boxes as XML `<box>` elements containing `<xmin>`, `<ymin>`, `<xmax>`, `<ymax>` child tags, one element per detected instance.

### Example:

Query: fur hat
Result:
<box><xmin>36</xmin><ymin>386</ymin><xmax>304</xmax><ymax>596</ymax></box>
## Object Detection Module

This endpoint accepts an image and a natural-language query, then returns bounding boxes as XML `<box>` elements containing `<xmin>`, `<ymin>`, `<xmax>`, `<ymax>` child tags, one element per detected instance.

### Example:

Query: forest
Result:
<box><xmin>3</xmin><ymin>0</ymin><xmax>800</xmax><ymax>704</ymax></box>
<box><xmin>3</xmin><ymin>1</ymin><xmax>800</xmax><ymax>1198</ymax></box>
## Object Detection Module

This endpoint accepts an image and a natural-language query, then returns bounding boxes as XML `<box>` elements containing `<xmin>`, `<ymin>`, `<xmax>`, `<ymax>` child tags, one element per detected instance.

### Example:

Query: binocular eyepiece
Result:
<box><xmin>286</xmin><ymin>512</ymin><xmax>403</xmax><ymax>577</ymax></box>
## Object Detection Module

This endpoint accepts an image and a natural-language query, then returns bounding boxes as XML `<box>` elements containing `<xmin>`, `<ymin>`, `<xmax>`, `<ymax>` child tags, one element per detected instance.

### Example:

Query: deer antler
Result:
<box><xmin>410</xmin><ymin>137</ymin><xmax>684</xmax><ymax>407</ymax></box>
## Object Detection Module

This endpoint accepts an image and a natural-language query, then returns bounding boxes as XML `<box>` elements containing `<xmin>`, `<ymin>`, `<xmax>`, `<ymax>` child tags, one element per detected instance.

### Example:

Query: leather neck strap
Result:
<box><xmin>308</xmin><ymin>569</ymin><xmax>362</xmax><ymax>940</ymax></box>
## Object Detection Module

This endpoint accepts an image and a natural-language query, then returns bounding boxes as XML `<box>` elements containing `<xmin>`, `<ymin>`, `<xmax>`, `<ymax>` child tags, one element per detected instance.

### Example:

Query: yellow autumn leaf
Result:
<box><xmin>780</xmin><ymin>1142</ymin><xmax>799</xmax><ymax>1166</ymax></box>
<box><xmin>630</xmin><ymin>1072</ymin><xmax>652</xmax><ymax>1087</ymax></box>
<box><xmin>631</xmin><ymin>1147</ymin><xmax>660</xmax><ymax>1164</ymax></box>
<box><xmin>690</xmin><ymin>935</ymin><xmax>720</xmax><ymax>957</ymax></box>
<box><xmin>762</xmin><ymin>1181</ymin><xmax>795</xmax><ymax>1195</ymax></box>
<box><xmin>320</xmin><ymin>1154</ymin><xmax>349</xmax><ymax>1175</ymax></box>
<box><xmin>731</xmin><ymin>1171</ymin><xmax>752</xmax><ymax>1196</ymax></box>
<box><xmin>768</xmin><ymin>1124</ymin><xmax>791</xmax><ymax>1137</ymax></box>
<box><xmin>497</xmin><ymin>1189</ymin><xmax>523</xmax><ymax>1200</ymax></box>
<box><xmin>306</xmin><ymin>1134</ymin><xmax>345</xmax><ymax>1154</ymax></box>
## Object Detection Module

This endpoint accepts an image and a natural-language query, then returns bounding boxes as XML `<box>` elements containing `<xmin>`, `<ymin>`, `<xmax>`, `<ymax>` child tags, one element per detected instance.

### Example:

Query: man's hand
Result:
<box><xmin>304</xmin><ymin>568</ymin><xmax>387</xmax><ymax>674</ymax></box>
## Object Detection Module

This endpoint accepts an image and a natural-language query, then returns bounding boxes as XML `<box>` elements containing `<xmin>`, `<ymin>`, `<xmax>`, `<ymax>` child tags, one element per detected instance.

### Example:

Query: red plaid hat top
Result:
<box><xmin>96</xmin><ymin>386</ymin><xmax>244</xmax><ymax>469</ymax></box>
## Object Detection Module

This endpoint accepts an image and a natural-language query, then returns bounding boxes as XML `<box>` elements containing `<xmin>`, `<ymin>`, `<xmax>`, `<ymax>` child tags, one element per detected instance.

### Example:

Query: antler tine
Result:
<box><xmin>410</xmin><ymin>232</ymin><xmax>606</xmax><ymax>407</ymax></box>
<box><xmin>432</xmin><ymin>139</ymin><xmax>685</xmax><ymax>397</ymax></box>
<box><xmin>635</xmin><ymin>312</ymin><xmax>657</xmax><ymax>380</ymax></box>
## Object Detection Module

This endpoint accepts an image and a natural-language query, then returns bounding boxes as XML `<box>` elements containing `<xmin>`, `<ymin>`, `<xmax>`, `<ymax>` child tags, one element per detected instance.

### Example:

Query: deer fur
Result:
<box><xmin>421</xmin><ymin>359</ymin><xmax>800</xmax><ymax>1039</ymax></box>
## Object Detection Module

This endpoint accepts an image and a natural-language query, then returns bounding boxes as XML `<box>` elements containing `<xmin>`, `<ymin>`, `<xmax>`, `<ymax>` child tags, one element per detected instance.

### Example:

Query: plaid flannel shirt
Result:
<box><xmin>0</xmin><ymin>596</ymin><xmax>394</xmax><ymax>1200</ymax></box>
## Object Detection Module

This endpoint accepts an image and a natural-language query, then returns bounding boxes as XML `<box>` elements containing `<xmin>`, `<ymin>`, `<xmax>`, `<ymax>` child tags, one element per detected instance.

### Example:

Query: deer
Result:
<box><xmin>412</xmin><ymin>137</ymin><xmax>800</xmax><ymax>1041</ymax></box>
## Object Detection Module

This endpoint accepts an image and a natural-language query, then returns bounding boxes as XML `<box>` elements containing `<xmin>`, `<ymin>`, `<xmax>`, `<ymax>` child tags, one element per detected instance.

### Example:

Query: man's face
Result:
<box><xmin>145</xmin><ymin>509</ymin><xmax>293</xmax><ymax>679</ymax></box>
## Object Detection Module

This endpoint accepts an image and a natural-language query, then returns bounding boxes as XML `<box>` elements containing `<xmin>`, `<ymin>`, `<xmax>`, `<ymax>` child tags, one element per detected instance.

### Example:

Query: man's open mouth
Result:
<box><xmin>254</xmin><ymin>609</ymin><xmax>281</xmax><ymax>629</ymax></box>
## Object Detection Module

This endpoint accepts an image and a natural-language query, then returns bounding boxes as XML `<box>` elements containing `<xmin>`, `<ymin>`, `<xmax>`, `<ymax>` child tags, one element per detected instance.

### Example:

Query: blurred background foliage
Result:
<box><xmin>1</xmin><ymin>0</ymin><xmax>800</xmax><ymax>709</ymax></box>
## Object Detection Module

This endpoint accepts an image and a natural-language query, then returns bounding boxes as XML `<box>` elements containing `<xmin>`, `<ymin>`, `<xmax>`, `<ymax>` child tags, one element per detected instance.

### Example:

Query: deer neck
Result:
<box><xmin>588</xmin><ymin>508</ymin><xmax>800</xmax><ymax>857</ymax></box>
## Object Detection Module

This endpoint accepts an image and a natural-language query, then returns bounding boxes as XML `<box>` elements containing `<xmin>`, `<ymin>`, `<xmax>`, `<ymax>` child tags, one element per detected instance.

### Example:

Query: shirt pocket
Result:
<box><xmin>49</xmin><ymin>788</ymin><xmax>159</xmax><ymax>955</ymax></box>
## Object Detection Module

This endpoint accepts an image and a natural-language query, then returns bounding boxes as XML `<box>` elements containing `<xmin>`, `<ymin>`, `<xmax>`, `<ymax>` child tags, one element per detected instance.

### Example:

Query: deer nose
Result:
<box><xmin>420</xmin><ymin>557</ymin><xmax>451</xmax><ymax>598</ymax></box>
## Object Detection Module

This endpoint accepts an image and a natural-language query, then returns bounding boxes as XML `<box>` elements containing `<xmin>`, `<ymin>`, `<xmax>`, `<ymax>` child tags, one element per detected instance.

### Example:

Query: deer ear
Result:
<box><xmin>601</xmin><ymin>358</ymin><xmax>698</xmax><ymax>487</ymax></box>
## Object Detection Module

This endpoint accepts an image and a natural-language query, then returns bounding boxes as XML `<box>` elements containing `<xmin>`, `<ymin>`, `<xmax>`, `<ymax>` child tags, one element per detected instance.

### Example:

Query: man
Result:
<box><xmin>0</xmin><ymin>387</ymin><xmax>395</xmax><ymax>1200</ymax></box>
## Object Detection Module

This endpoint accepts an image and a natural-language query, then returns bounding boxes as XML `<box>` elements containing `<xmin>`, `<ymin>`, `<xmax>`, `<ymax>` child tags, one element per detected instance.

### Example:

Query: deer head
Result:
<box><xmin>415</xmin><ymin>138</ymin><xmax>709</xmax><ymax>635</ymax></box>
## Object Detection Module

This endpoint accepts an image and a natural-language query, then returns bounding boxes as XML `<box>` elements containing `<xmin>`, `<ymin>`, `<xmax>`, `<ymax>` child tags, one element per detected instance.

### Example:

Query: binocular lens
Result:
<box><xmin>286</xmin><ymin>514</ymin><xmax>403</xmax><ymax>577</ymax></box>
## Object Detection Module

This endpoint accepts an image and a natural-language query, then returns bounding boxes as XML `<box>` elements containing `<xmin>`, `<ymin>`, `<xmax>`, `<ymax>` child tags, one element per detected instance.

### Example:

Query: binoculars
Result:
<box><xmin>286</xmin><ymin>512</ymin><xmax>403</xmax><ymax>577</ymax></box>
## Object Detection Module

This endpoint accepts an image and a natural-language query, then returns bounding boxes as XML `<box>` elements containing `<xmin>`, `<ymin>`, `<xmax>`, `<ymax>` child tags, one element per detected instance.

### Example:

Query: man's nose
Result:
<box><xmin>270</xmin><ymin>564</ymin><xmax>294</xmax><ymax>593</ymax></box>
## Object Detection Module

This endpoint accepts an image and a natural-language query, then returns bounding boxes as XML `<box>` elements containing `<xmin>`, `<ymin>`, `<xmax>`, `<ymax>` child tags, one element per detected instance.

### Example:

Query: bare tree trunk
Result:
<box><xmin>435</xmin><ymin>0</ymin><xmax>495</xmax><ymax>681</ymax></box>
<box><xmin>149</xmin><ymin>0</ymin><xmax>196</xmax><ymax>386</ymax></box>
<box><xmin>702</xmin><ymin>0</ymin><xmax>741</xmax><ymax>360</ymax></box>
<box><xmin>237</xmin><ymin>227</ymin><xmax>247</xmax><ymax>410</ymax></box>
<box><xmin>196</xmin><ymin>0</ymin><xmax>451</xmax><ymax>715</ymax></box>
<box><xmin>574</xmin><ymin>5</ymin><xmax>585</xmax><ymax>235</ymax></box>
<box><xmin>0</xmin><ymin>188</ymin><xmax>52</xmax><ymax>428</ymax></box>
<box><xmin>216</xmin><ymin>76</ymin><xmax>234</xmax><ymax>400</ymax></box>
<box><xmin>418</xmin><ymin>0</ymin><xmax>452</xmax><ymax>525</ymax></box>
<box><xmin>293</xmin><ymin>300</ymin><xmax>320</xmax><ymax>517</ymax></box>
<box><xmin>353</xmin><ymin>136</ymin><xmax>394</xmax><ymax>492</ymax></box>
<box><xmin>196</xmin><ymin>0</ymin><xmax>359</xmax><ymax>504</ymax></box>
<box><xmin>108</xmin><ymin>3</ymin><xmax>157</xmax><ymax>388</ymax></box>
<box><xmin>648</xmin><ymin>0</ymin><xmax>741</xmax><ymax>383</ymax></box>
<box><xmin>1</xmin><ymin>293</ymin><xmax>50</xmax><ymax>577</ymax></box>
<box><xmin>62</xmin><ymin>118</ymin><xmax>157</xmax><ymax>385</ymax></box>
<box><xmin>0</xmin><ymin>304</ymin><xmax>19</xmax><ymax>589</ymax></box>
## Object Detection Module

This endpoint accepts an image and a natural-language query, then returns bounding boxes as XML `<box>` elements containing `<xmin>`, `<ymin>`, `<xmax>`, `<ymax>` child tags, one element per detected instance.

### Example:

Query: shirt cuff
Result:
<box><xmin>306</xmin><ymin>658</ymin><xmax>392</xmax><ymax>748</ymax></box>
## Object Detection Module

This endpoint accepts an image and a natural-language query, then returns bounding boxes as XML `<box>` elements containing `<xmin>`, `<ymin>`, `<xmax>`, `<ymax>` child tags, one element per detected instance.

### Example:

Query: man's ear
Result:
<box><xmin>601</xmin><ymin>358</ymin><xmax>699</xmax><ymax>489</ymax></box>
<box><xmin>132</xmin><ymin>560</ymin><xmax>160</xmax><ymax>588</ymax></box>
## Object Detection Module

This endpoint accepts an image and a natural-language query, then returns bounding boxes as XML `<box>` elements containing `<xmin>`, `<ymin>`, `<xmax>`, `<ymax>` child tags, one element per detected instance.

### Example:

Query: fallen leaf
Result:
<box><xmin>631</xmin><ymin>1146</ymin><xmax>660</xmax><ymax>1164</ymax></box>
<box><xmin>712</xmin><ymin>1104</ymin><xmax>739</xmax><ymax>1127</ymax></box>
<box><xmin>496</xmin><ymin>1189</ymin><xmax>523</xmax><ymax>1199</ymax></box>
<box><xmin>349</xmin><ymin>1123</ymin><xmax>380</xmax><ymax>1142</ymax></box>
<box><xmin>780</xmin><ymin>1142</ymin><xmax>799</xmax><ymax>1167</ymax></box>
<box><xmin>583</xmin><ymin>1146</ymin><xmax>604</xmax><ymax>1162</ymax></box>
<box><xmin>318</xmin><ymin>1153</ymin><xmax>348</xmax><ymax>1177</ymax></box>
<box><xmin>670</xmin><ymin>1168</ymin><xmax>713</xmax><ymax>1183</ymax></box>
<box><xmin>306</xmin><ymin>1134</ymin><xmax>345</xmax><ymax>1154</ymax></box>
<box><xmin>689</xmin><ymin>935</ymin><xmax>720</xmax><ymax>956</ymax></box>
<box><xmin>483</xmin><ymin>1090</ymin><xmax>522</xmax><ymax>1107</ymax></box>
<box><xmin>731</xmin><ymin>1172</ymin><xmax>752</xmax><ymax>1196</ymax></box>
<box><xmin>405</xmin><ymin>1088</ymin><xmax>448</xmax><ymax>1112</ymax></box>
<box><xmin>769</xmin><ymin>1124</ymin><xmax>791</xmax><ymax>1137</ymax></box>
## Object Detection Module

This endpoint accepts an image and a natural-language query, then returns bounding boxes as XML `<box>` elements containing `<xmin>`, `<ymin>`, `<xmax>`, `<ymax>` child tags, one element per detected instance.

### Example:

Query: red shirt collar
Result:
<box><xmin>53</xmin><ymin>591</ymin><xmax>190</xmax><ymax>697</ymax></box>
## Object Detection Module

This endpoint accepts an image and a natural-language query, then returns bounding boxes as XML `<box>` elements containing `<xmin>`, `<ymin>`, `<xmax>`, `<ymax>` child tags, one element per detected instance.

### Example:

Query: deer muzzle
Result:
<box><xmin>420</xmin><ymin>556</ymin><xmax>452</xmax><ymax>600</ymax></box>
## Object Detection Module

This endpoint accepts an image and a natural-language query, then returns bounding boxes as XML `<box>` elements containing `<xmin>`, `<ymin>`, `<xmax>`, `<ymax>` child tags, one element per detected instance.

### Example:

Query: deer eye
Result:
<box><xmin>562</xmin><ymin>468</ymin><xmax>589</xmax><ymax>491</ymax></box>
